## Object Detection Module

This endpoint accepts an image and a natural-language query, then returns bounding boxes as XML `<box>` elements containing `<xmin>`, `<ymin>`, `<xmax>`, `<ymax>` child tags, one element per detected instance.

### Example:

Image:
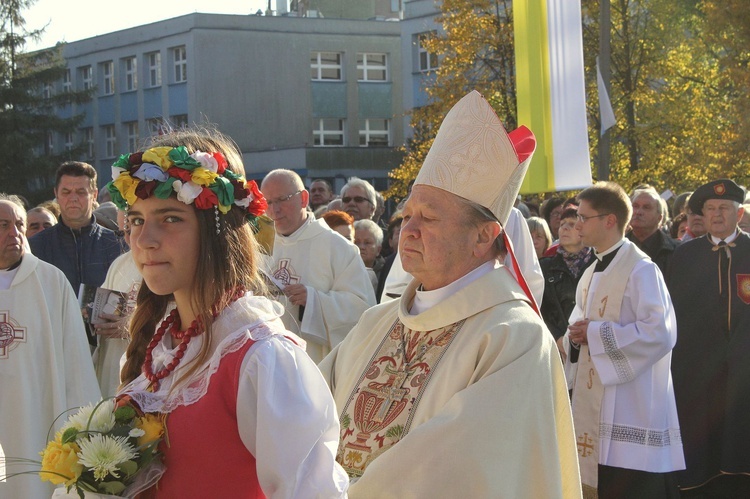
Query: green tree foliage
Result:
<box><xmin>0</xmin><ymin>0</ymin><xmax>91</xmax><ymax>205</ymax></box>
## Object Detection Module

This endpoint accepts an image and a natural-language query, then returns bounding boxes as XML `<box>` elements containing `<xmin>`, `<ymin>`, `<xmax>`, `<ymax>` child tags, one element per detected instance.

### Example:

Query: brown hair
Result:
<box><xmin>120</xmin><ymin>127</ymin><xmax>266</xmax><ymax>387</ymax></box>
<box><xmin>576</xmin><ymin>181</ymin><xmax>632</xmax><ymax>234</ymax></box>
<box><xmin>56</xmin><ymin>161</ymin><xmax>97</xmax><ymax>191</ymax></box>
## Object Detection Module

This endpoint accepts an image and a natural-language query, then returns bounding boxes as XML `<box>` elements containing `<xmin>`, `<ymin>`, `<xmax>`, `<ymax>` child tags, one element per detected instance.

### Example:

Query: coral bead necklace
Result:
<box><xmin>143</xmin><ymin>287</ymin><xmax>246</xmax><ymax>391</ymax></box>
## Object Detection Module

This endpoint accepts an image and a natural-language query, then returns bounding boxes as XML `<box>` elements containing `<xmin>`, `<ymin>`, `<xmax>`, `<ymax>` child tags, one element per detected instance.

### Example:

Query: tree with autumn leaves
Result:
<box><xmin>390</xmin><ymin>0</ymin><xmax>750</xmax><ymax>200</ymax></box>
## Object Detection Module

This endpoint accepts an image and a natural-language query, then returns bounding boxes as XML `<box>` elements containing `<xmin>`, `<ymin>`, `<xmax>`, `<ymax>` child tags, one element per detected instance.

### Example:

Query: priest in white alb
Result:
<box><xmin>562</xmin><ymin>182</ymin><xmax>684</xmax><ymax>498</ymax></box>
<box><xmin>261</xmin><ymin>169</ymin><xmax>376</xmax><ymax>362</ymax></box>
<box><xmin>318</xmin><ymin>91</ymin><xmax>582</xmax><ymax>498</ymax></box>
<box><xmin>0</xmin><ymin>195</ymin><xmax>101</xmax><ymax>498</ymax></box>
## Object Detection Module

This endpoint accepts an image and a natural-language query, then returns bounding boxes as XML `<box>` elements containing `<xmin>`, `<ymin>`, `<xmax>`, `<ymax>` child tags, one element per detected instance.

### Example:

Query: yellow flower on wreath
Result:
<box><xmin>39</xmin><ymin>440</ymin><xmax>83</xmax><ymax>486</ymax></box>
<box><xmin>113</xmin><ymin>173</ymin><xmax>139</xmax><ymax>206</ymax></box>
<box><xmin>142</xmin><ymin>147</ymin><xmax>174</xmax><ymax>170</ymax></box>
<box><xmin>191</xmin><ymin>167</ymin><xmax>219</xmax><ymax>187</ymax></box>
<box><xmin>134</xmin><ymin>413</ymin><xmax>165</xmax><ymax>448</ymax></box>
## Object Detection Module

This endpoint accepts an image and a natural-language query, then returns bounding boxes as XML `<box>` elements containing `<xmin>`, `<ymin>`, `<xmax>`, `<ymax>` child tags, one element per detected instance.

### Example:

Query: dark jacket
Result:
<box><xmin>539</xmin><ymin>251</ymin><xmax>594</xmax><ymax>340</ymax></box>
<box><xmin>29</xmin><ymin>216</ymin><xmax>124</xmax><ymax>293</ymax></box>
<box><xmin>626</xmin><ymin>228</ymin><xmax>679</xmax><ymax>275</ymax></box>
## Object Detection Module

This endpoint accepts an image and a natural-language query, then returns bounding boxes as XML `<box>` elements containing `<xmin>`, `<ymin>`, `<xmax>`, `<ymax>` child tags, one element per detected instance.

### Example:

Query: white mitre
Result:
<box><xmin>414</xmin><ymin>90</ymin><xmax>536</xmax><ymax>226</ymax></box>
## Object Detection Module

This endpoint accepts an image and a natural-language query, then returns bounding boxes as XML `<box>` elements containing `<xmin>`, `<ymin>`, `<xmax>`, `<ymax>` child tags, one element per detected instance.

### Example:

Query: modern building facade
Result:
<box><xmin>50</xmin><ymin>12</ymin><xmax>405</xmax><ymax>195</ymax></box>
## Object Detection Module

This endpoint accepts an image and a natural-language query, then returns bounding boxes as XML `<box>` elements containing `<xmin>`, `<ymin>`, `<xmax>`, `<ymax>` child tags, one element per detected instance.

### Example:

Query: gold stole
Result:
<box><xmin>572</xmin><ymin>243</ymin><xmax>641</xmax><ymax>498</ymax></box>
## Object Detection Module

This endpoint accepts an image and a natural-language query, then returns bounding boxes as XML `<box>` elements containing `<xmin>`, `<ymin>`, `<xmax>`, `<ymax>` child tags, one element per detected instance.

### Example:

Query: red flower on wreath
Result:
<box><xmin>246</xmin><ymin>180</ymin><xmax>267</xmax><ymax>216</ymax></box>
<box><xmin>194</xmin><ymin>188</ymin><xmax>218</xmax><ymax>210</ymax></box>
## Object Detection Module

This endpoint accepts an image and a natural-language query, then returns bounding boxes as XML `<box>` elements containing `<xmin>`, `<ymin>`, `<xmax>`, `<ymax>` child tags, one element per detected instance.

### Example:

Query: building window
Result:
<box><xmin>103</xmin><ymin>125</ymin><xmax>116</xmax><ymax>158</ymax></box>
<box><xmin>80</xmin><ymin>66</ymin><xmax>92</xmax><ymax>90</ymax></box>
<box><xmin>311</xmin><ymin>52</ymin><xmax>342</xmax><ymax>81</ymax></box>
<box><xmin>82</xmin><ymin>127</ymin><xmax>94</xmax><ymax>159</ymax></box>
<box><xmin>46</xmin><ymin>132</ymin><xmax>54</xmax><ymax>155</ymax></box>
<box><xmin>417</xmin><ymin>32</ymin><xmax>439</xmax><ymax>72</ymax></box>
<box><xmin>313</xmin><ymin>118</ymin><xmax>345</xmax><ymax>147</ymax></box>
<box><xmin>170</xmin><ymin>114</ymin><xmax>188</xmax><ymax>129</ymax></box>
<box><xmin>42</xmin><ymin>83</ymin><xmax>53</xmax><ymax>99</ymax></box>
<box><xmin>62</xmin><ymin>69</ymin><xmax>71</xmax><ymax>93</ymax></box>
<box><xmin>124</xmin><ymin>56</ymin><xmax>137</xmax><ymax>91</ymax></box>
<box><xmin>359</xmin><ymin>119</ymin><xmax>390</xmax><ymax>147</ymax></box>
<box><xmin>64</xmin><ymin>132</ymin><xmax>74</xmax><ymax>151</ymax></box>
<box><xmin>357</xmin><ymin>53</ymin><xmax>387</xmax><ymax>82</ymax></box>
<box><xmin>173</xmin><ymin>46</ymin><xmax>187</xmax><ymax>83</ymax></box>
<box><xmin>147</xmin><ymin>52</ymin><xmax>161</xmax><ymax>87</ymax></box>
<box><xmin>101</xmin><ymin>61</ymin><xmax>115</xmax><ymax>95</ymax></box>
<box><xmin>126</xmin><ymin>122</ymin><xmax>139</xmax><ymax>151</ymax></box>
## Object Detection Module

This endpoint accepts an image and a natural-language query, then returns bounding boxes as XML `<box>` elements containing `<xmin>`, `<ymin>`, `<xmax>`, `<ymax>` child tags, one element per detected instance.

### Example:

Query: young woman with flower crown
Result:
<box><xmin>110</xmin><ymin>128</ymin><xmax>348</xmax><ymax>498</ymax></box>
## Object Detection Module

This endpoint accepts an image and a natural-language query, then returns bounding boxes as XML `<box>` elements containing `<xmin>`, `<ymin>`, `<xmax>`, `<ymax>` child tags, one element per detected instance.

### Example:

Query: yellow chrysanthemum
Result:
<box><xmin>134</xmin><ymin>414</ymin><xmax>165</xmax><ymax>448</ymax></box>
<box><xmin>218</xmin><ymin>203</ymin><xmax>231</xmax><ymax>214</ymax></box>
<box><xmin>190</xmin><ymin>167</ymin><xmax>219</xmax><ymax>187</ymax></box>
<box><xmin>113</xmin><ymin>172</ymin><xmax>139</xmax><ymax>206</ymax></box>
<box><xmin>142</xmin><ymin>147</ymin><xmax>174</xmax><ymax>170</ymax></box>
<box><xmin>39</xmin><ymin>440</ymin><xmax>83</xmax><ymax>486</ymax></box>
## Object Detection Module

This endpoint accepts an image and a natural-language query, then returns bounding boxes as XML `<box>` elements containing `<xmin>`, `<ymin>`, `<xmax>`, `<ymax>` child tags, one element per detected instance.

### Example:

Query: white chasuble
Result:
<box><xmin>319</xmin><ymin>266</ymin><xmax>582</xmax><ymax>498</ymax></box>
<box><xmin>266</xmin><ymin>215</ymin><xmax>375</xmax><ymax>363</ymax></box>
<box><xmin>336</xmin><ymin>318</ymin><xmax>465</xmax><ymax>476</ymax></box>
<box><xmin>572</xmin><ymin>243</ymin><xmax>640</xmax><ymax>497</ymax></box>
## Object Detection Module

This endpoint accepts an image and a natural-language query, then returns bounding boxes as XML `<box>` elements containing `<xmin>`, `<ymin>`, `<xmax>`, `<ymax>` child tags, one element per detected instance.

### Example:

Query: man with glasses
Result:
<box><xmin>561</xmin><ymin>181</ymin><xmax>684</xmax><ymax>497</ymax></box>
<box><xmin>260</xmin><ymin>169</ymin><xmax>375</xmax><ymax>362</ymax></box>
<box><xmin>667</xmin><ymin>179</ymin><xmax>750</xmax><ymax>496</ymax></box>
<box><xmin>340</xmin><ymin>177</ymin><xmax>377</xmax><ymax>221</ymax></box>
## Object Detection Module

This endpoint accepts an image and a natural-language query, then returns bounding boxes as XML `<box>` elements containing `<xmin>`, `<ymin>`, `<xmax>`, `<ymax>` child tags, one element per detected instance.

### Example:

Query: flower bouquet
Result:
<box><xmin>38</xmin><ymin>398</ymin><xmax>164</xmax><ymax>498</ymax></box>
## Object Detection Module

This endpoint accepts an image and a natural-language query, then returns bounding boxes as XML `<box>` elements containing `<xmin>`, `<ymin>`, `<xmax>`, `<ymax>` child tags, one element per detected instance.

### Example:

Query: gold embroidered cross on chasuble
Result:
<box><xmin>336</xmin><ymin>318</ymin><xmax>465</xmax><ymax>477</ymax></box>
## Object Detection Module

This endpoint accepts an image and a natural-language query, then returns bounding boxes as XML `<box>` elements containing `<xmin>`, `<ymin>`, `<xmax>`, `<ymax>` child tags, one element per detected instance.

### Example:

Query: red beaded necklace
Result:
<box><xmin>143</xmin><ymin>287</ymin><xmax>246</xmax><ymax>391</ymax></box>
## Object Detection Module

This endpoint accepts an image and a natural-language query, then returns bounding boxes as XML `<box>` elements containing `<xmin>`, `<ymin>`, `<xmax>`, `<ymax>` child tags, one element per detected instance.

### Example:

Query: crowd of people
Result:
<box><xmin>1</xmin><ymin>90</ymin><xmax>749</xmax><ymax>498</ymax></box>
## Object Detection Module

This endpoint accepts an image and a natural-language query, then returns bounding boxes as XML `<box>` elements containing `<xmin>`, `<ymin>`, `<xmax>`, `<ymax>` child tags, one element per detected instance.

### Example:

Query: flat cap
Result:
<box><xmin>688</xmin><ymin>179</ymin><xmax>745</xmax><ymax>216</ymax></box>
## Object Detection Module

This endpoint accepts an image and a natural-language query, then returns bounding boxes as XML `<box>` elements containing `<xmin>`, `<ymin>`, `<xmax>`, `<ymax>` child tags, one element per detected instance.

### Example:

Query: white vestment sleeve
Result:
<box><xmin>585</xmin><ymin>262</ymin><xmax>676</xmax><ymax>386</ymax></box>
<box><xmin>301</xmin><ymin>249</ymin><xmax>375</xmax><ymax>348</ymax></box>
<box><xmin>504</xmin><ymin>207</ymin><xmax>545</xmax><ymax>305</ymax></box>
<box><xmin>61</xmin><ymin>273</ymin><xmax>102</xmax><ymax>408</ymax></box>
<box><xmin>236</xmin><ymin>337</ymin><xmax>348</xmax><ymax>499</ymax></box>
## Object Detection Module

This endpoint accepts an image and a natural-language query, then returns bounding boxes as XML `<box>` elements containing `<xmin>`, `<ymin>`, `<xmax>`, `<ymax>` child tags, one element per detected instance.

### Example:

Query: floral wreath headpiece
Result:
<box><xmin>105</xmin><ymin>146</ymin><xmax>267</xmax><ymax>225</ymax></box>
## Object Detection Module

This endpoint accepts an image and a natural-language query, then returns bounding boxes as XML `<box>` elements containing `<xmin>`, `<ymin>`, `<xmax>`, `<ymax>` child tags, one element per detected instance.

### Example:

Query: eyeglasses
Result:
<box><xmin>267</xmin><ymin>190</ymin><xmax>302</xmax><ymax>207</ymax></box>
<box><xmin>576</xmin><ymin>213</ymin><xmax>611</xmax><ymax>223</ymax></box>
<box><xmin>342</xmin><ymin>196</ymin><xmax>372</xmax><ymax>205</ymax></box>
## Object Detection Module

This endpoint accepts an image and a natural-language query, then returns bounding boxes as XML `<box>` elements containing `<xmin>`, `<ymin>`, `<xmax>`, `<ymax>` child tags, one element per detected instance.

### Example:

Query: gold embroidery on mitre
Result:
<box><xmin>336</xmin><ymin>319</ymin><xmax>465</xmax><ymax>477</ymax></box>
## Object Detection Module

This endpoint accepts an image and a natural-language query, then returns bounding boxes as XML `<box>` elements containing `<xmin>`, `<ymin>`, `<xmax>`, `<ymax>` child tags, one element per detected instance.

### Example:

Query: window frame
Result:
<box><xmin>313</xmin><ymin>118</ymin><xmax>346</xmax><ymax>147</ymax></box>
<box><xmin>357</xmin><ymin>53</ymin><xmax>388</xmax><ymax>82</ymax></box>
<box><xmin>124</xmin><ymin>56</ymin><xmax>138</xmax><ymax>91</ymax></box>
<box><xmin>101</xmin><ymin>61</ymin><xmax>115</xmax><ymax>95</ymax></box>
<box><xmin>103</xmin><ymin>125</ymin><xmax>116</xmax><ymax>158</ymax></box>
<box><xmin>359</xmin><ymin>119</ymin><xmax>390</xmax><ymax>147</ymax></box>
<box><xmin>147</xmin><ymin>52</ymin><xmax>162</xmax><ymax>87</ymax></box>
<box><xmin>310</xmin><ymin>52</ymin><xmax>343</xmax><ymax>81</ymax></box>
<box><xmin>173</xmin><ymin>46</ymin><xmax>187</xmax><ymax>83</ymax></box>
<box><xmin>417</xmin><ymin>32</ymin><xmax>439</xmax><ymax>73</ymax></box>
<box><xmin>80</xmin><ymin>66</ymin><xmax>92</xmax><ymax>91</ymax></box>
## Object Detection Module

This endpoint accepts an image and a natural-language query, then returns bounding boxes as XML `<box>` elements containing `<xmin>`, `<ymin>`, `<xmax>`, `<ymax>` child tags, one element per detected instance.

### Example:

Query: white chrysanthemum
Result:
<box><xmin>62</xmin><ymin>400</ymin><xmax>116</xmax><ymax>433</ymax></box>
<box><xmin>77</xmin><ymin>434</ymin><xmax>137</xmax><ymax>482</ymax></box>
<box><xmin>128</xmin><ymin>428</ymin><xmax>145</xmax><ymax>438</ymax></box>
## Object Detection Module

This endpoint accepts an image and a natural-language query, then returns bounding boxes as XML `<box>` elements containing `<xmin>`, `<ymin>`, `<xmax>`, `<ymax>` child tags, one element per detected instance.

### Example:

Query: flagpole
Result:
<box><xmin>598</xmin><ymin>0</ymin><xmax>611</xmax><ymax>181</ymax></box>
